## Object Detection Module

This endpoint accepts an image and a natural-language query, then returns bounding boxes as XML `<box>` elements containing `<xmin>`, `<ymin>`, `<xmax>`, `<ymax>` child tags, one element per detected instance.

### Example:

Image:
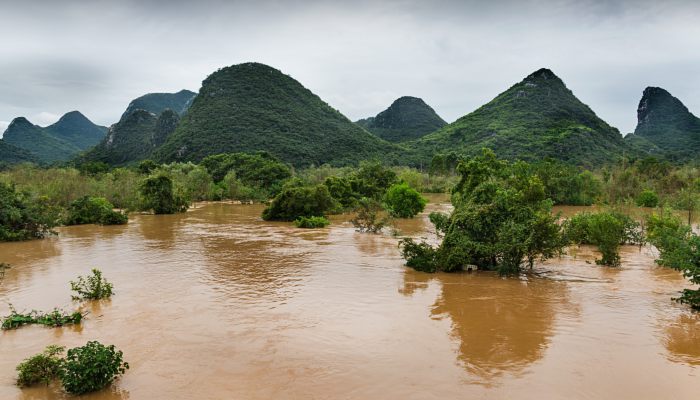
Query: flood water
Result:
<box><xmin>1</xmin><ymin>195</ymin><xmax>699</xmax><ymax>399</ymax></box>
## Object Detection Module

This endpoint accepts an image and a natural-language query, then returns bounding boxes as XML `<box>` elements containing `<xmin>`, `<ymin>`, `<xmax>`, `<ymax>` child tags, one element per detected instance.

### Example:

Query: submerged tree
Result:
<box><xmin>139</xmin><ymin>175</ymin><xmax>189</xmax><ymax>214</ymax></box>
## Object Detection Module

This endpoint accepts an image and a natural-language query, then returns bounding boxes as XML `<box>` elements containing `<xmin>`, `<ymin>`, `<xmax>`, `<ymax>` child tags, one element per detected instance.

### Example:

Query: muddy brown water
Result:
<box><xmin>1</xmin><ymin>194</ymin><xmax>699</xmax><ymax>399</ymax></box>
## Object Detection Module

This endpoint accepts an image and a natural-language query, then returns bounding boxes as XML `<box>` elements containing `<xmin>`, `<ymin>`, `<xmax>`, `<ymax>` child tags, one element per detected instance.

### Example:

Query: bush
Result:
<box><xmin>16</xmin><ymin>345</ymin><xmax>65</xmax><ymax>387</ymax></box>
<box><xmin>324</xmin><ymin>176</ymin><xmax>359</xmax><ymax>209</ymax></box>
<box><xmin>65</xmin><ymin>196</ymin><xmax>128</xmax><ymax>225</ymax></box>
<box><xmin>262</xmin><ymin>184</ymin><xmax>336</xmax><ymax>221</ymax></box>
<box><xmin>140</xmin><ymin>175</ymin><xmax>189</xmax><ymax>214</ymax></box>
<box><xmin>350</xmin><ymin>161</ymin><xmax>398</xmax><ymax>199</ymax></box>
<box><xmin>59</xmin><ymin>341</ymin><xmax>129</xmax><ymax>395</ymax></box>
<box><xmin>399</xmin><ymin>238</ymin><xmax>438</xmax><ymax>272</ymax></box>
<box><xmin>383</xmin><ymin>182</ymin><xmax>427</xmax><ymax>218</ymax></box>
<box><xmin>0</xmin><ymin>182</ymin><xmax>59</xmax><ymax>241</ymax></box>
<box><xmin>636</xmin><ymin>189</ymin><xmax>659</xmax><ymax>207</ymax></box>
<box><xmin>294</xmin><ymin>216</ymin><xmax>330</xmax><ymax>228</ymax></box>
<box><xmin>2</xmin><ymin>305</ymin><xmax>83</xmax><ymax>330</ymax></box>
<box><xmin>563</xmin><ymin>211</ymin><xmax>642</xmax><ymax>267</ymax></box>
<box><xmin>70</xmin><ymin>268</ymin><xmax>113</xmax><ymax>300</ymax></box>
<box><xmin>351</xmin><ymin>198</ymin><xmax>389</xmax><ymax>233</ymax></box>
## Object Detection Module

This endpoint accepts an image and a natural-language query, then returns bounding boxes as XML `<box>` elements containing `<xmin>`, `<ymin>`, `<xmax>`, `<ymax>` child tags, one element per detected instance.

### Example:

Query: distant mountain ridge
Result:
<box><xmin>625</xmin><ymin>87</ymin><xmax>700</xmax><ymax>162</ymax></box>
<box><xmin>409</xmin><ymin>68</ymin><xmax>628</xmax><ymax>167</ymax></box>
<box><xmin>356</xmin><ymin>96</ymin><xmax>446</xmax><ymax>142</ymax></box>
<box><xmin>153</xmin><ymin>62</ymin><xmax>400</xmax><ymax>167</ymax></box>
<box><xmin>0</xmin><ymin>139</ymin><xmax>36</xmax><ymax>165</ymax></box>
<box><xmin>120</xmin><ymin>90</ymin><xmax>196</xmax><ymax>120</ymax></box>
<box><xmin>2</xmin><ymin>111</ymin><xmax>106</xmax><ymax>163</ymax></box>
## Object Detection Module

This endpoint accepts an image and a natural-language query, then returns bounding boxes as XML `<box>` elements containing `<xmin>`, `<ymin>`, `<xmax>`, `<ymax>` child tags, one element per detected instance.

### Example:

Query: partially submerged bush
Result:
<box><xmin>2</xmin><ymin>305</ymin><xmax>83</xmax><ymax>330</ymax></box>
<box><xmin>0</xmin><ymin>182</ymin><xmax>60</xmax><ymax>241</ymax></box>
<box><xmin>383</xmin><ymin>182</ymin><xmax>427</xmax><ymax>218</ymax></box>
<box><xmin>563</xmin><ymin>211</ymin><xmax>642</xmax><ymax>267</ymax></box>
<box><xmin>294</xmin><ymin>216</ymin><xmax>330</xmax><ymax>228</ymax></box>
<box><xmin>70</xmin><ymin>268</ymin><xmax>113</xmax><ymax>300</ymax></box>
<box><xmin>65</xmin><ymin>196</ymin><xmax>127</xmax><ymax>225</ymax></box>
<box><xmin>16</xmin><ymin>345</ymin><xmax>65</xmax><ymax>387</ymax></box>
<box><xmin>140</xmin><ymin>175</ymin><xmax>189</xmax><ymax>214</ymax></box>
<box><xmin>351</xmin><ymin>198</ymin><xmax>389</xmax><ymax>233</ymax></box>
<box><xmin>59</xmin><ymin>341</ymin><xmax>129</xmax><ymax>395</ymax></box>
<box><xmin>262</xmin><ymin>184</ymin><xmax>336</xmax><ymax>221</ymax></box>
<box><xmin>399</xmin><ymin>238</ymin><xmax>438</xmax><ymax>272</ymax></box>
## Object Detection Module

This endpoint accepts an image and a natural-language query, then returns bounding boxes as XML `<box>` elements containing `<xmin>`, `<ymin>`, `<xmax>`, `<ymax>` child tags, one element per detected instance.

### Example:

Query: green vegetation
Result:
<box><xmin>65</xmin><ymin>196</ymin><xmax>127</xmax><ymax>225</ymax></box>
<box><xmin>383</xmin><ymin>182</ymin><xmax>427</xmax><ymax>218</ymax></box>
<box><xmin>0</xmin><ymin>182</ymin><xmax>59</xmax><ymax>241</ymax></box>
<box><xmin>356</xmin><ymin>96</ymin><xmax>446</xmax><ymax>142</ymax></box>
<box><xmin>154</xmin><ymin>63</ymin><xmax>401</xmax><ymax>167</ymax></box>
<box><xmin>646</xmin><ymin>212</ymin><xmax>700</xmax><ymax>309</ymax></box>
<box><xmin>636</xmin><ymin>189</ymin><xmax>659</xmax><ymax>207</ymax></box>
<box><xmin>562</xmin><ymin>211</ymin><xmax>642</xmax><ymax>267</ymax></box>
<box><xmin>0</xmin><ymin>140</ymin><xmax>37</xmax><ymax>166</ymax></box>
<box><xmin>2</xmin><ymin>305</ymin><xmax>83</xmax><ymax>330</ymax></box>
<box><xmin>201</xmin><ymin>151</ymin><xmax>292</xmax><ymax>198</ymax></box>
<box><xmin>262</xmin><ymin>183</ymin><xmax>336</xmax><ymax>221</ymax></box>
<box><xmin>140</xmin><ymin>174</ymin><xmax>189</xmax><ymax>214</ymax></box>
<box><xmin>120</xmin><ymin>89</ymin><xmax>196</xmax><ymax>120</ymax></box>
<box><xmin>627</xmin><ymin>87</ymin><xmax>700</xmax><ymax>163</ymax></box>
<box><xmin>15</xmin><ymin>345</ymin><xmax>65</xmax><ymax>387</ymax></box>
<box><xmin>294</xmin><ymin>216</ymin><xmax>330</xmax><ymax>228</ymax></box>
<box><xmin>70</xmin><ymin>268</ymin><xmax>113</xmax><ymax>300</ymax></box>
<box><xmin>410</xmin><ymin>69</ymin><xmax>628</xmax><ymax>168</ymax></box>
<box><xmin>401</xmin><ymin>149</ymin><xmax>564</xmax><ymax>274</ymax></box>
<box><xmin>351</xmin><ymin>197</ymin><xmax>389</xmax><ymax>233</ymax></box>
<box><xmin>59</xmin><ymin>341</ymin><xmax>129</xmax><ymax>394</ymax></box>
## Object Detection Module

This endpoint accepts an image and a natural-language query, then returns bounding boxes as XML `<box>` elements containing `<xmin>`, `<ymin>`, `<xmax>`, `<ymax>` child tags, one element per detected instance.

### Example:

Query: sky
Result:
<box><xmin>1</xmin><ymin>0</ymin><xmax>700</xmax><ymax>137</ymax></box>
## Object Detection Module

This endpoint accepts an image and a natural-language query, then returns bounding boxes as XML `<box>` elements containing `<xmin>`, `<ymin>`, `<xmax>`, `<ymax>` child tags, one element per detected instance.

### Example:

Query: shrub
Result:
<box><xmin>399</xmin><ymin>238</ymin><xmax>438</xmax><ymax>272</ymax></box>
<box><xmin>383</xmin><ymin>182</ymin><xmax>427</xmax><ymax>218</ymax></box>
<box><xmin>294</xmin><ymin>216</ymin><xmax>330</xmax><ymax>228</ymax></box>
<box><xmin>351</xmin><ymin>198</ymin><xmax>389</xmax><ymax>233</ymax></box>
<box><xmin>0</xmin><ymin>182</ymin><xmax>59</xmax><ymax>241</ymax></box>
<box><xmin>140</xmin><ymin>175</ymin><xmax>189</xmax><ymax>214</ymax></box>
<box><xmin>16</xmin><ymin>345</ymin><xmax>65</xmax><ymax>387</ymax></box>
<box><xmin>70</xmin><ymin>268</ymin><xmax>113</xmax><ymax>300</ymax></box>
<box><xmin>324</xmin><ymin>176</ymin><xmax>359</xmax><ymax>209</ymax></box>
<box><xmin>350</xmin><ymin>161</ymin><xmax>398</xmax><ymax>199</ymax></box>
<box><xmin>65</xmin><ymin>196</ymin><xmax>128</xmax><ymax>225</ymax></box>
<box><xmin>563</xmin><ymin>211</ymin><xmax>642</xmax><ymax>267</ymax></box>
<box><xmin>59</xmin><ymin>341</ymin><xmax>129</xmax><ymax>395</ymax></box>
<box><xmin>262</xmin><ymin>184</ymin><xmax>336</xmax><ymax>221</ymax></box>
<box><xmin>636</xmin><ymin>189</ymin><xmax>659</xmax><ymax>207</ymax></box>
<box><xmin>2</xmin><ymin>305</ymin><xmax>83</xmax><ymax>330</ymax></box>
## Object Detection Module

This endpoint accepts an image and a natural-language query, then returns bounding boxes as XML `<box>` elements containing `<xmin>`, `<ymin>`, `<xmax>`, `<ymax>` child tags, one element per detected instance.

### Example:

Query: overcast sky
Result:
<box><xmin>1</xmin><ymin>0</ymin><xmax>699</xmax><ymax>137</ymax></box>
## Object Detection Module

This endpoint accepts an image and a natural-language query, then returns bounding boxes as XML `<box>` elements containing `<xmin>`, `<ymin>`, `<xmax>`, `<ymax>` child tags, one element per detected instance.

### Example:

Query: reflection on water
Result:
<box><xmin>0</xmin><ymin>197</ymin><xmax>699</xmax><ymax>399</ymax></box>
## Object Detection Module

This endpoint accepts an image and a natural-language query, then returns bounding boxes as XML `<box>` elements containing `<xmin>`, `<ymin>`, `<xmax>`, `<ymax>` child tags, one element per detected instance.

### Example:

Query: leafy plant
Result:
<box><xmin>351</xmin><ymin>198</ymin><xmax>389</xmax><ymax>233</ymax></box>
<box><xmin>59</xmin><ymin>341</ymin><xmax>129</xmax><ymax>395</ymax></box>
<box><xmin>383</xmin><ymin>182</ymin><xmax>427</xmax><ymax>218</ymax></box>
<box><xmin>2</xmin><ymin>305</ymin><xmax>83</xmax><ymax>330</ymax></box>
<box><xmin>65</xmin><ymin>196</ymin><xmax>127</xmax><ymax>225</ymax></box>
<box><xmin>262</xmin><ymin>184</ymin><xmax>336</xmax><ymax>221</ymax></box>
<box><xmin>294</xmin><ymin>216</ymin><xmax>330</xmax><ymax>228</ymax></box>
<box><xmin>563</xmin><ymin>211</ymin><xmax>642</xmax><ymax>267</ymax></box>
<box><xmin>70</xmin><ymin>268</ymin><xmax>113</xmax><ymax>300</ymax></box>
<box><xmin>16</xmin><ymin>345</ymin><xmax>65</xmax><ymax>387</ymax></box>
<box><xmin>140</xmin><ymin>174</ymin><xmax>189</xmax><ymax>214</ymax></box>
<box><xmin>636</xmin><ymin>189</ymin><xmax>659</xmax><ymax>207</ymax></box>
<box><xmin>0</xmin><ymin>182</ymin><xmax>60</xmax><ymax>241</ymax></box>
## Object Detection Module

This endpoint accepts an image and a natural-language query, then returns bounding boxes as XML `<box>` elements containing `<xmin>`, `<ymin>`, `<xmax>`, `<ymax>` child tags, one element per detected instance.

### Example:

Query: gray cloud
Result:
<box><xmin>0</xmin><ymin>0</ymin><xmax>699</xmax><ymax>136</ymax></box>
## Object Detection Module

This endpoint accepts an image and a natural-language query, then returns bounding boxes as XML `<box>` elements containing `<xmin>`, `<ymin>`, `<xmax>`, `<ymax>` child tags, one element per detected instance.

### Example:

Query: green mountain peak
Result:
<box><xmin>356</xmin><ymin>96</ymin><xmax>446</xmax><ymax>142</ymax></box>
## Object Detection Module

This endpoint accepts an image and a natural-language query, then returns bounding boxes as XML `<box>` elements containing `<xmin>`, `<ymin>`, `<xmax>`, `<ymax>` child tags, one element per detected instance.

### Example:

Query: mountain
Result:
<box><xmin>356</xmin><ymin>96</ymin><xmax>447</xmax><ymax>142</ymax></box>
<box><xmin>79</xmin><ymin>109</ymin><xmax>179</xmax><ymax>166</ymax></box>
<box><xmin>410</xmin><ymin>68</ymin><xmax>627</xmax><ymax>167</ymax></box>
<box><xmin>45</xmin><ymin>111</ymin><xmax>107</xmax><ymax>149</ymax></box>
<box><xmin>1</xmin><ymin>112</ymin><xmax>106</xmax><ymax>163</ymax></box>
<box><xmin>625</xmin><ymin>87</ymin><xmax>700</xmax><ymax>162</ymax></box>
<box><xmin>0</xmin><ymin>139</ymin><xmax>36</xmax><ymax>165</ymax></box>
<box><xmin>154</xmin><ymin>62</ymin><xmax>400</xmax><ymax>167</ymax></box>
<box><xmin>120</xmin><ymin>90</ymin><xmax>196</xmax><ymax>120</ymax></box>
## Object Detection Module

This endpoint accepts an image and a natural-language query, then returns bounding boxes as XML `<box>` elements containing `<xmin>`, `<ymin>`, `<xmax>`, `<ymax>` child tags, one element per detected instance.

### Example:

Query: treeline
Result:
<box><xmin>402</xmin><ymin>149</ymin><xmax>700</xmax><ymax>310</ymax></box>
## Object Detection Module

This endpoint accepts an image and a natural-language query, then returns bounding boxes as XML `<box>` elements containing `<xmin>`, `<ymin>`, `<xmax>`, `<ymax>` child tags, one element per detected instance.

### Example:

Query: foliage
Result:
<box><xmin>140</xmin><ymin>174</ymin><xmax>189</xmax><ymax>214</ymax></box>
<box><xmin>15</xmin><ymin>345</ymin><xmax>65</xmax><ymax>387</ymax></box>
<box><xmin>262</xmin><ymin>184</ymin><xmax>336</xmax><ymax>221</ymax></box>
<box><xmin>356</xmin><ymin>96</ymin><xmax>446</xmax><ymax>142</ymax></box>
<box><xmin>383</xmin><ymin>182</ymin><xmax>427</xmax><ymax>218</ymax></box>
<box><xmin>294</xmin><ymin>216</ymin><xmax>330</xmax><ymax>228</ymax></box>
<box><xmin>120</xmin><ymin>90</ymin><xmax>196</xmax><ymax>119</ymax></box>
<box><xmin>636</xmin><ymin>189</ymin><xmax>659</xmax><ymax>207</ymax></box>
<box><xmin>65</xmin><ymin>196</ymin><xmax>127</xmax><ymax>225</ymax></box>
<box><xmin>646</xmin><ymin>212</ymin><xmax>700</xmax><ymax>309</ymax></box>
<box><xmin>200</xmin><ymin>151</ymin><xmax>292</xmax><ymax>196</ymax></box>
<box><xmin>351</xmin><ymin>198</ymin><xmax>389</xmax><ymax>233</ymax></box>
<box><xmin>59</xmin><ymin>341</ymin><xmax>129</xmax><ymax>395</ymax></box>
<box><xmin>0</xmin><ymin>182</ymin><xmax>59</xmax><ymax>241</ymax></box>
<box><xmin>562</xmin><ymin>211</ymin><xmax>642</xmax><ymax>267</ymax></box>
<box><xmin>2</xmin><ymin>305</ymin><xmax>83</xmax><ymax>330</ymax></box>
<box><xmin>402</xmin><ymin>149</ymin><xmax>564</xmax><ymax>274</ymax></box>
<box><xmin>154</xmin><ymin>62</ymin><xmax>400</xmax><ymax>167</ymax></box>
<box><xmin>79</xmin><ymin>161</ymin><xmax>110</xmax><ymax>176</ymax></box>
<box><xmin>70</xmin><ymin>268</ymin><xmax>113</xmax><ymax>300</ymax></box>
<box><xmin>137</xmin><ymin>159</ymin><xmax>158</xmax><ymax>174</ymax></box>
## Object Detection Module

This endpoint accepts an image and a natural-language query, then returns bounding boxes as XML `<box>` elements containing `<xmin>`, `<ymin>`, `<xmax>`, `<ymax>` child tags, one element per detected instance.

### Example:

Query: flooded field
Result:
<box><xmin>1</xmin><ymin>195</ymin><xmax>699</xmax><ymax>399</ymax></box>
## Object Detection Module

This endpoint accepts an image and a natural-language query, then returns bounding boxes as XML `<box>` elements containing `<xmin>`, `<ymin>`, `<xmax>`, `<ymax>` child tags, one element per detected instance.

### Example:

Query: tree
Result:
<box><xmin>65</xmin><ymin>196</ymin><xmax>127</xmax><ymax>225</ymax></box>
<box><xmin>383</xmin><ymin>182</ymin><xmax>427</xmax><ymax>218</ymax></box>
<box><xmin>139</xmin><ymin>175</ymin><xmax>189</xmax><ymax>214</ymax></box>
<box><xmin>0</xmin><ymin>182</ymin><xmax>59</xmax><ymax>241</ymax></box>
<box><xmin>562</xmin><ymin>211</ymin><xmax>642</xmax><ymax>267</ymax></box>
<box><xmin>262</xmin><ymin>184</ymin><xmax>336</xmax><ymax>221</ymax></box>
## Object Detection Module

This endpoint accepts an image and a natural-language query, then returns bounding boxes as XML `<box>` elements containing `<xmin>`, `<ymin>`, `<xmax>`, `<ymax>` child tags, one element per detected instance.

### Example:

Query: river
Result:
<box><xmin>1</xmin><ymin>195</ymin><xmax>698</xmax><ymax>399</ymax></box>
